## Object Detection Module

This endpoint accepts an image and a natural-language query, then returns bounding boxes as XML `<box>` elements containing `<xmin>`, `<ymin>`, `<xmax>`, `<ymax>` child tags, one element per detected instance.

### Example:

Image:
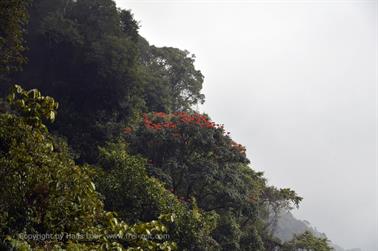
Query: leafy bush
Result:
<box><xmin>96</xmin><ymin>141</ymin><xmax>219</xmax><ymax>250</ymax></box>
<box><xmin>0</xmin><ymin>85</ymin><xmax>176</xmax><ymax>250</ymax></box>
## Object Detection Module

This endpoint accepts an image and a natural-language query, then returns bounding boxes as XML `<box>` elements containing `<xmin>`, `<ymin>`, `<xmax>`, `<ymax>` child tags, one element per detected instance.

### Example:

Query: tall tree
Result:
<box><xmin>138</xmin><ymin>38</ymin><xmax>205</xmax><ymax>112</ymax></box>
<box><xmin>10</xmin><ymin>0</ymin><xmax>142</xmax><ymax>162</ymax></box>
<box><xmin>96</xmin><ymin>141</ymin><xmax>219</xmax><ymax>250</ymax></box>
<box><xmin>282</xmin><ymin>231</ymin><xmax>333</xmax><ymax>251</ymax></box>
<box><xmin>0</xmin><ymin>0</ymin><xmax>30</xmax><ymax>80</ymax></box>
<box><xmin>124</xmin><ymin>112</ymin><xmax>290</xmax><ymax>250</ymax></box>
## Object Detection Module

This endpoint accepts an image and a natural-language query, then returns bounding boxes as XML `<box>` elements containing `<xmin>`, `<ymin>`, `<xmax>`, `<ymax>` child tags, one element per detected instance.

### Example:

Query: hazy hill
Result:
<box><xmin>274</xmin><ymin>211</ymin><xmax>361</xmax><ymax>251</ymax></box>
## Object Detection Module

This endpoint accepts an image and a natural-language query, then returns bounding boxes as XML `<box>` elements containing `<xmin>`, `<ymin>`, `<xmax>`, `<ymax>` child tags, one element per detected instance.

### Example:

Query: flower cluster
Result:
<box><xmin>141</xmin><ymin>112</ymin><xmax>226</xmax><ymax>131</ymax></box>
<box><xmin>124</xmin><ymin>112</ymin><xmax>237</xmax><ymax>148</ymax></box>
<box><xmin>123</xmin><ymin>127</ymin><xmax>133</xmax><ymax>134</ymax></box>
<box><xmin>231</xmin><ymin>140</ymin><xmax>246</xmax><ymax>155</ymax></box>
<box><xmin>143</xmin><ymin>113</ymin><xmax>176</xmax><ymax>130</ymax></box>
<box><xmin>174</xmin><ymin>112</ymin><xmax>216</xmax><ymax>129</ymax></box>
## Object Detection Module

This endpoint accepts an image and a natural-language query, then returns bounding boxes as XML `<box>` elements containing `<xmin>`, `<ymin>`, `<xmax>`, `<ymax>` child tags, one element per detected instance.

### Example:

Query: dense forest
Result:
<box><xmin>0</xmin><ymin>0</ymin><xmax>334</xmax><ymax>250</ymax></box>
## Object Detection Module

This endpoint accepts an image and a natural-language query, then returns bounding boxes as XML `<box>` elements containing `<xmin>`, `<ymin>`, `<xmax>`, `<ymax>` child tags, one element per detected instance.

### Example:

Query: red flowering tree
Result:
<box><xmin>124</xmin><ymin>112</ymin><xmax>269</xmax><ymax>249</ymax></box>
<box><xmin>124</xmin><ymin>112</ymin><xmax>262</xmax><ymax>209</ymax></box>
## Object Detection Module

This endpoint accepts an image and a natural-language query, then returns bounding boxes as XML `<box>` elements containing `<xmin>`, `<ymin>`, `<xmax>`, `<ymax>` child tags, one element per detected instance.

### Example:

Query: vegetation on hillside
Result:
<box><xmin>0</xmin><ymin>0</ymin><xmax>333</xmax><ymax>250</ymax></box>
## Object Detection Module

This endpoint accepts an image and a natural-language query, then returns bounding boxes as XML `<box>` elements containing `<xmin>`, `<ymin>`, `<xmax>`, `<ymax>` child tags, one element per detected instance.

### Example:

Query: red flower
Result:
<box><xmin>123</xmin><ymin>127</ymin><xmax>133</xmax><ymax>134</ymax></box>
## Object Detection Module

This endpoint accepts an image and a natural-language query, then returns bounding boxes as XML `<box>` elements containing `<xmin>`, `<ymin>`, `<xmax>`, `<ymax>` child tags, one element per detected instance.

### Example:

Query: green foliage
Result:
<box><xmin>259</xmin><ymin>186</ymin><xmax>303</xmax><ymax>238</ymax></box>
<box><xmin>96</xmin><ymin>141</ymin><xmax>219</xmax><ymax>250</ymax></box>
<box><xmin>0</xmin><ymin>0</ymin><xmax>29</xmax><ymax>76</ymax></box>
<box><xmin>126</xmin><ymin>112</ymin><xmax>250</xmax><ymax>199</ymax></box>
<box><xmin>7</xmin><ymin>84</ymin><xmax>58</xmax><ymax>130</ymax></box>
<box><xmin>0</xmin><ymin>0</ymin><xmax>332</xmax><ymax>250</ymax></box>
<box><xmin>120</xmin><ymin>9</ymin><xmax>139</xmax><ymax>41</ymax></box>
<box><xmin>125</xmin><ymin>112</ymin><xmax>271</xmax><ymax>250</ymax></box>
<box><xmin>262</xmin><ymin>187</ymin><xmax>302</xmax><ymax>211</ymax></box>
<box><xmin>138</xmin><ymin>38</ymin><xmax>205</xmax><ymax>112</ymax></box>
<box><xmin>0</xmin><ymin>87</ymin><xmax>176</xmax><ymax>250</ymax></box>
<box><xmin>5</xmin><ymin>0</ymin><xmax>141</xmax><ymax>162</ymax></box>
<box><xmin>282</xmin><ymin>231</ymin><xmax>333</xmax><ymax>251</ymax></box>
<box><xmin>0</xmin><ymin>112</ymin><xmax>97</xmax><ymax>248</ymax></box>
<box><xmin>4</xmin><ymin>0</ymin><xmax>205</xmax><ymax>163</ymax></box>
<box><xmin>212</xmin><ymin>213</ymin><xmax>243</xmax><ymax>250</ymax></box>
<box><xmin>5</xmin><ymin>213</ymin><xmax>177</xmax><ymax>251</ymax></box>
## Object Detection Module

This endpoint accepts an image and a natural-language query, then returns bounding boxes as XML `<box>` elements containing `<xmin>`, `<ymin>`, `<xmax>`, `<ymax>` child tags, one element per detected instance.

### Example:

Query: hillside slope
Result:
<box><xmin>275</xmin><ymin>211</ymin><xmax>361</xmax><ymax>251</ymax></box>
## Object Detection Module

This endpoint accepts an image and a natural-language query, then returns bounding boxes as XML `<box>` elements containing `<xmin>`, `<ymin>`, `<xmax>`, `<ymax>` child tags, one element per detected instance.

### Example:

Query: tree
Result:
<box><xmin>9</xmin><ymin>0</ymin><xmax>143</xmax><ymax>163</ymax></box>
<box><xmin>96</xmin><ymin>141</ymin><xmax>219</xmax><ymax>250</ymax></box>
<box><xmin>259</xmin><ymin>187</ymin><xmax>302</xmax><ymax>237</ymax></box>
<box><xmin>125</xmin><ymin>112</ymin><xmax>250</xmax><ymax>208</ymax></box>
<box><xmin>4</xmin><ymin>0</ymin><xmax>207</xmax><ymax>164</ymax></box>
<box><xmin>124</xmin><ymin>112</ymin><xmax>269</xmax><ymax>250</ymax></box>
<box><xmin>7</xmin><ymin>84</ymin><xmax>58</xmax><ymax>130</ymax></box>
<box><xmin>0</xmin><ymin>85</ymin><xmax>176</xmax><ymax>250</ymax></box>
<box><xmin>138</xmin><ymin>39</ymin><xmax>205</xmax><ymax>112</ymax></box>
<box><xmin>0</xmin><ymin>0</ymin><xmax>324</xmax><ymax>250</ymax></box>
<box><xmin>282</xmin><ymin>231</ymin><xmax>333</xmax><ymax>251</ymax></box>
<box><xmin>0</xmin><ymin>0</ymin><xmax>30</xmax><ymax>77</ymax></box>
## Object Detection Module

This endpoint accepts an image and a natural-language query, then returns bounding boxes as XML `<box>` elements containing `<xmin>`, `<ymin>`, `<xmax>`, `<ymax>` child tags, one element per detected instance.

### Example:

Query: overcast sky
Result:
<box><xmin>117</xmin><ymin>0</ymin><xmax>377</xmax><ymax>250</ymax></box>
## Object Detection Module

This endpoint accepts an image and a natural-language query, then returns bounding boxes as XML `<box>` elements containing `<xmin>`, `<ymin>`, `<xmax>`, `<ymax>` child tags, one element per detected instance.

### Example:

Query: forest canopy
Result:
<box><xmin>0</xmin><ymin>0</ymin><xmax>333</xmax><ymax>250</ymax></box>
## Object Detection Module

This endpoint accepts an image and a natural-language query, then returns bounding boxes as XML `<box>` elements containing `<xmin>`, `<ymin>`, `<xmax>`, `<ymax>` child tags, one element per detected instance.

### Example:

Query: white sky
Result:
<box><xmin>116</xmin><ymin>1</ymin><xmax>377</xmax><ymax>250</ymax></box>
